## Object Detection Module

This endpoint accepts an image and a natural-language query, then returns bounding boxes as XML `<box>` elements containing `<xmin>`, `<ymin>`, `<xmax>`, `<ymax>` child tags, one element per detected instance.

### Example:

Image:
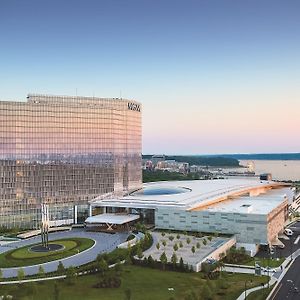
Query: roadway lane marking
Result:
<box><xmin>270</xmin><ymin>282</ymin><xmax>282</xmax><ymax>300</ymax></box>
<box><xmin>294</xmin><ymin>235</ymin><xmax>300</xmax><ymax>245</ymax></box>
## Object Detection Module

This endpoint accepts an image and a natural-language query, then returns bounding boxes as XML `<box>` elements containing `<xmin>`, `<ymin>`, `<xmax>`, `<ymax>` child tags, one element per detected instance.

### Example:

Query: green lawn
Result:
<box><xmin>243</xmin><ymin>257</ymin><xmax>284</xmax><ymax>268</ymax></box>
<box><xmin>247</xmin><ymin>285</ymin><xmax>274</xmax><ymax>300</ymax></box>
<box><xmin>0</xmin><ymin>265</ymin><xmax>269</xmax><ymax>300</ymax></box>
<box><xmin>10</xmin><ymin>240</ymin><xmax>78</xmax><ymax>259</ymax></box>
<box><xmin>0</xmin><ymin>238</ymin><xmax>94</xmax><ymax>267</ymax></box>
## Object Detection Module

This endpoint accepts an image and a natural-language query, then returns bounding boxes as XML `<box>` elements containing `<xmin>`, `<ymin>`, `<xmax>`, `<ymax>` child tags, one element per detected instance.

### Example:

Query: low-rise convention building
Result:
<box><xmin>88</xmin><ymin>178</ymin><xmax>292</xmax><ymax>254</ymax></box>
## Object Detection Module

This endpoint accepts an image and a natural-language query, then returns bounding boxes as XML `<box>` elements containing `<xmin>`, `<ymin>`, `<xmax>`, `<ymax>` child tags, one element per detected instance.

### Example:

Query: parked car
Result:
<box><xmin>284</xmin><ymin>228</ymin><xmax>294</xmax><ymax>236</ymax></box>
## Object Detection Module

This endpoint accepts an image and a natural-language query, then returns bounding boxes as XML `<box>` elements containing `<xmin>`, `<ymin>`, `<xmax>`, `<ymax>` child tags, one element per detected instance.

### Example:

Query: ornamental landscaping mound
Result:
<box><xmin>0</xmin><ymin>237</ymin><xmax>94</xmax><ymax>268</ymax></box>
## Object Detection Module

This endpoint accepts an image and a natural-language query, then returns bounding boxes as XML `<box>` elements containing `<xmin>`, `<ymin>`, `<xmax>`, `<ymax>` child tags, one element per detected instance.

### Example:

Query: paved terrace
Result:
<box><xmin>142</xmin><ymin>231</ymin><xmax>234</xmax><ymax>271</ymax></box>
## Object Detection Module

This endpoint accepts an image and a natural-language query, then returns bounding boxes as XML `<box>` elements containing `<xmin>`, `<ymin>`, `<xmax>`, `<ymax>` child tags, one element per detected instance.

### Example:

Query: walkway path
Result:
<box><xmin>235</xmin><ymin>248</ymin><xmax>300</xmax><ymax>300</ymax></box>
<box><xmin>0</xmin><ymin>229</ymin><xmax>127</xmax><ymax>278</ymax></box>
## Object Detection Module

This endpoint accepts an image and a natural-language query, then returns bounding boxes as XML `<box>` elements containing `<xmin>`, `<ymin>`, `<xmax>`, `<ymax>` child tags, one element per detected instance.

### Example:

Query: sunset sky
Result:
<box><xmin>1</xmin><ymin>0</ymin><xmax>299</xmax><ymax>154</ymax></box>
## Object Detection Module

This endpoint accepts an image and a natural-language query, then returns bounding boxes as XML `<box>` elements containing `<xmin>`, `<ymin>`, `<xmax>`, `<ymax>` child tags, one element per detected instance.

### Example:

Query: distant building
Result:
<box><xmin>151</xmin><ymin>154</ymin><xmax>165</xmax><ymax>166</ymax></box>
<box><xmin>260</xmin><ymin>173</ymin><xmax>272</xmax><ymax>181</ymax></box>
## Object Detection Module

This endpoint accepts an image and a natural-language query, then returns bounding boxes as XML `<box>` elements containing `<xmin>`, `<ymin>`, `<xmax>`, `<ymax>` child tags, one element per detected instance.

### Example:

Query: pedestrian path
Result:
<box><xmin>235</xmin><ymin>248</ymin><xmax>300</xmax><ymax>300</ymax></box>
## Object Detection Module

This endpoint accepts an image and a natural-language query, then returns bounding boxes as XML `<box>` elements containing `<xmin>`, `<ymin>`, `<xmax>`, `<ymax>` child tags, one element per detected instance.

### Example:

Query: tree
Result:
<box><xmin>57</xmin><ymin>261</ymin><xmax>65</xmax><ymax>275</ymax></box>
<box><xmin>162</xmin><ymin>240</ymin><xmax>167</xmax><ymax>249</ymax></box>
<box><xmin>191</xmin><ymin>246</ymin><xmax>195</xmax><ymax>255</ymax></box>
<box><xmin>169</xmin><ymin>235</ymin><xmax>174</xmax><ymax>241</ymax></box>
<box><xmin>179</xmin><ymin>257</ymin><xmax>184</xmax><ymax>271</ymax></box>
<box><xmin>17</xmin><ymin>268</ymin><xmax>25</xmax><ymax>282</ymax></box>
<box><xmin>137</xmin><ymin>245</ymin><xmax>144</xmax><ymax>259</ymax></box>
<box><xmin>173</xmin><ymin>243</ymin><xmax>178</xmax><ymax>252</ymax></box>
<box><xmin>176</xmin><ymin>234</ymin><xmax>180</xmax><ymax>239</ymax></box>
<box><xmin>208</xmin><ymin>236</ymin><xmax>212</xmax><ymax>241</ymax></box>
<box><xmin>171</xmin><ymin>252</ymin><xmax>178</xmax><ymax>270</ymax></box>
<box><xmin>66</xmin><ymin>266</ymin><xmax>77</xmax><ymax>285</ymax></box>
<box><xmin>179</xmin><ymin>241</ymin><xmax>183</xmax><ymax>248</ymax></box>
<box><xmin>161</xmin><ymin>232</ymin><xmax>166</xmax><ymax>237</ymax></box>
<box><xmin>38</xmin><ymin>265</ymin><xmax>45</xmax><ymax>278</ymax></box>
<box><xmin>203</xmin><ymin>239</ymin><xmax>207</xmax><ymax>246</ymax></box>
<box><xmin>160</xmin><ymin>252</ymin><xmax>168</xmax><ymax>270</ymax></box>
<box><xmin>186</xmin><ymin>237</ymin><xmax>191</xmax><ymax>245</ymax></box>
<box><xmin>135</xmin><ymin>222</ymin><xmax>142</xmax><ymax>232</ymax></box>
<box><xmin>147</xmin><ymin>255</ymin><xmax>154</xmax><ymax>267</ymax></box>
<box><xmin>156</xmin><ymin>242</ymin><xmax>160</xmax><ymax>250</ymax></box>
<box><xmin>54</xmin><ymin>283</ymin><xmax>60</xmax><ymax>300</ymax></box>
<box><xmin>98</xmin><ymin>258</ymin><xmax>108</xmax><ymax>277</ymax></box>
<box><xmin>196</xmin><ymin>242</ymin><xmax>200</xmax><ymax>249</ymax></box>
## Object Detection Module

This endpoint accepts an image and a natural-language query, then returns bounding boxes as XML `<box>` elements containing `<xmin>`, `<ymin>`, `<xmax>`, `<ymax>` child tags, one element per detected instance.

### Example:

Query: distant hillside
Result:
<box><xmin>215</xmin><ymin>153</ymin><xmax>300</xmax><ymax>161</ymax></box>
<box><xmin>142</xmin><ymin>155</ymin><xmax>240</xmax><ymax>167</ymax></box>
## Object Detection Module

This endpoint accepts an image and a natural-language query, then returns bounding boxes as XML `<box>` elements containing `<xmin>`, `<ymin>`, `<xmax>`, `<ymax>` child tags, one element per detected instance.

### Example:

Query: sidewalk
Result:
<box><xmin>235</xmin><ymin>248</ymin><xmax>300</xmax><ymax>300</ymax></box>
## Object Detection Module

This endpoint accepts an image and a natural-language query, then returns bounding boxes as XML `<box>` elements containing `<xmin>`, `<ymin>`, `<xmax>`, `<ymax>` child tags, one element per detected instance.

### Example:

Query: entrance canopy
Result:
<box><xmin>85</xmin><ymin>213</ymin><xmax>140</xmax><ymax>232</ymax></box>
<box><xmin>85</xmin><ymin>213</ymin><xmax>140</xmax><ymax>225</ymax></box>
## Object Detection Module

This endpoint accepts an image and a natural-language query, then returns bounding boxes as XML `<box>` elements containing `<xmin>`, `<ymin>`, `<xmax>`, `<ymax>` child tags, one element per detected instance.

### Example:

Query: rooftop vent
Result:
<box><xmin>240</xmin><ymin>204</ymin><xmax>253</xmax><ymax>213</ymax></box>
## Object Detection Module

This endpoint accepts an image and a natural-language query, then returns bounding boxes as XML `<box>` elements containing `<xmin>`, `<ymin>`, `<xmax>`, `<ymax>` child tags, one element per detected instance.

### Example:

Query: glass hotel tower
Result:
<box><xmin>0</xmin><ymin>94</ymin><xmax>142</xmax><ymax>228</ymax></box>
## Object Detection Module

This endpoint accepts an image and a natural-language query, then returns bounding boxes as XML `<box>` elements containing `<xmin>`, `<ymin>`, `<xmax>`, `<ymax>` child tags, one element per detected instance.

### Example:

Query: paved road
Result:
<box><xmin>271</xmin><ymin>256</ymin><xmax>300</xmax><ymax>300</ymax></box>
<box><xmin>255</xmin><ymin>221</ymin><xmax>300</xmax><ymax>259</ymax></box>
<box><xmin>0</xmin><ymin>229</ymin><xmax>128</xmax><ymax>278</ymax></box>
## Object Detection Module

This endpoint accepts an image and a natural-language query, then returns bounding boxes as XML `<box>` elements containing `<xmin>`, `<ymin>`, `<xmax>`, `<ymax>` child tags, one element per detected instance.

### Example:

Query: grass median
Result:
<box><xmin>0</xmin><ymin>238</ymin><xmax>94</xmax><ymax>268</ymax></box>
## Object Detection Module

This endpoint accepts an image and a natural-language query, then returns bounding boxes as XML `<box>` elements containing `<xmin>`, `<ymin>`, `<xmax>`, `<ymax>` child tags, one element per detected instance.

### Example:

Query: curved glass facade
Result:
<box><xmin>0</xmin><ymin>94</ymin><xmax>142</xmax><ymax>228</ymax></box>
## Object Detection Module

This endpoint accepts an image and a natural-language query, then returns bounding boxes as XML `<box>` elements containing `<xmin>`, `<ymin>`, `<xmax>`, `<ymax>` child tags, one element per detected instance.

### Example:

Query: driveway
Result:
<box><xmin>0</xmin><ymin>229</ymin><xmax>128</xmax><ymax>278</ymax></box>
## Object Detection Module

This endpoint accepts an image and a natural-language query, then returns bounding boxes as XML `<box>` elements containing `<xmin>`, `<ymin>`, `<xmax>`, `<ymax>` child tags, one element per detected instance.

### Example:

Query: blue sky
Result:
<box><xmin>1</xmin><ymin>0</ymin><xmax>299</xmax><ymax>154</ymax></box>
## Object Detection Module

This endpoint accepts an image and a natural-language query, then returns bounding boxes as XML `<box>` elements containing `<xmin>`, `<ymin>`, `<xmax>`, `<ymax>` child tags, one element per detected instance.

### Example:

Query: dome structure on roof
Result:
<box><xmin>131</xmin><ymin>186</ymin><xmax>191</xmax><ymax>196</ymax></box>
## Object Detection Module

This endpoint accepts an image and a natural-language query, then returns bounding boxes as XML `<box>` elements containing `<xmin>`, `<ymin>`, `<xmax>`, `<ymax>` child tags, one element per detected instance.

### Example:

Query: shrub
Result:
<box><xmin>57</xmin><ymin>261</ymin><xmax>65</xmax><ymax>275</ymax></box>
<box><xmin>93</xmin><ymin>276</ymin><xmax>121</xmax><ymax>288</ymax></box>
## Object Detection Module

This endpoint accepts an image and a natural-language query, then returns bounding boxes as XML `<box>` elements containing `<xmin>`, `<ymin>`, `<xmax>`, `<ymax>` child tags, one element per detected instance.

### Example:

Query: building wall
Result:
<box><xmin>267</xmin><ymin>199</ymin><xmax>288</xmax><ymax>243</ymax></box>
<box><xmin>155</xmin><ymin>208</ymin><xmax>269</xmax><ymax>244</ymax></box>
<box><xmin>0</xmin><ymin>94</ymin><xmax>142</xmax><ymax>228</ymax></box>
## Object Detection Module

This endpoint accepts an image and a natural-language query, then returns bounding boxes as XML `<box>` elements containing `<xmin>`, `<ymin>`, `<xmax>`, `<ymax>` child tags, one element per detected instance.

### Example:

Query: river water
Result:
<box><xmin>239</xmin><ymin>160</ymin><xmax>300</xmax><ymax>181</ymax></box>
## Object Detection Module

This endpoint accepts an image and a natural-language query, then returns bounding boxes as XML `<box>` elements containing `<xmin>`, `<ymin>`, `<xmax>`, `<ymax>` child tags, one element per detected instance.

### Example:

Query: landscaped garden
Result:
<box><xmin>0</xmin><ymin>238</ymin><xmax>94</xmax><ymax>267</ymax></box>
<box><xmin>0</xmin><ymin>265</ymin><xmax>269</xmax><ymax>300</ymax></box>
<box><xmin>224</xmin><ymin>247</ymin><xmax>284</xmax><ymax>268</ymax></box>
<box><xmin>141</xmin><ymin>231</ymin><xmax>229</xmax><ymax>270</ymax></box>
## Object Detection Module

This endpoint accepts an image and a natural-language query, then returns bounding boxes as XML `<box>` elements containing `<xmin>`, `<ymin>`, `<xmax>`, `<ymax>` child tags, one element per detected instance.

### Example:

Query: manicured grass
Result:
<box><xmin>10</xmin><ymin>240</ymin><xmax>78</xmax><ymax>259</ymax></box>
<box><xmin>0</xmin><ymin>238</ymin><xmax>94</xmax><ymax>268</ymax></box>
<box><xmin>243</xmin><ymin>257</ymin><xmax>284</xmax><ymax>268</ymax></box>
<box><xmin>0</xmin><ymin>265</ymin><xmax>269</xmax><ymax>300</ymax></box>
<box><xmin>247</xmin><ymin>285</ymin><xmax>274</xmax><ymax>300</ymax></box>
